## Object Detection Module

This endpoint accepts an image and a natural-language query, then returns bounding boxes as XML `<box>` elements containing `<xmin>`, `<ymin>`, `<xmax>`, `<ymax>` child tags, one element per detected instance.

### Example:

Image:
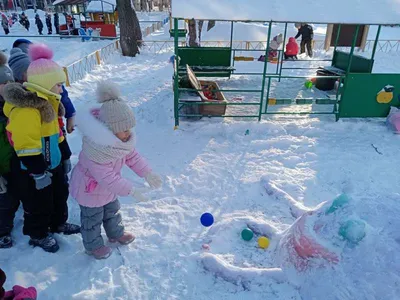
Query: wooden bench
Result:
<box><xmin>329</xmin><ymin>50</ymin><xmax>374</xmax><ymax>73</ymax></box>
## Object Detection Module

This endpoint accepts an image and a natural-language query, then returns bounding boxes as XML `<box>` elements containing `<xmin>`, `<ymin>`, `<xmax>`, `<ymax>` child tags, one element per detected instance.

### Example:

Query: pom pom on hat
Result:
<box><xmin>96</xmin><ymin>81</ymin><xmax>136</xmax><ymax>134</ymax></box>
<box><xmin>97</xmin><ymin>81</ymin><xmax>121</xmax><ymax>103</ymax></box>
<box><xmin>29</xmin><ymin>43</ymin><xmax>54</xmax><ymax>61</ymax></box>
<box><xmin>26</xmin><ymin>43</ymin><xmax>66</xmax><ymax>91</ymax></box>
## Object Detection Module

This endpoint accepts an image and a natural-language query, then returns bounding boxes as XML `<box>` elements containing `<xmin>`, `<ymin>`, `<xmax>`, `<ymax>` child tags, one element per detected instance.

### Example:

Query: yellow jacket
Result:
<box><xmin>3</xmin><ymin>82</ymin><xmax>64</xmax><ymax>170</ymax></box>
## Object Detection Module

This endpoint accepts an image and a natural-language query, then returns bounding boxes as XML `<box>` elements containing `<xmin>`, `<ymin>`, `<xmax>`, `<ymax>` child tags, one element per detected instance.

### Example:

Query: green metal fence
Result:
<box><xmin>173</xmin><ymin>19</ymin><xmax>382</xmax><ymax>127</ymax></box>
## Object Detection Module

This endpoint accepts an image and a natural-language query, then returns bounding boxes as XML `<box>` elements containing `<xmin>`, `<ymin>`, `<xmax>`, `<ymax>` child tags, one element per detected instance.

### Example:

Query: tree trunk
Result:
<box><xmin>116</xmin><ymin>0</ymin><xmax>142</xmax><ymax>57</ymax></box>
<box><xmin>140</xmin><ymin>0</ymin><xmax>147</xmax><ymax>11</ymax></box>
<box><xmin>198</xmin><ymin>20</ymin><xmax>204</xmax><ymax>45</ymax></box>
<box><xmin>188</xmin><ymin>19</ymin><xmax>198</xmax><ymax>47</ymax></box>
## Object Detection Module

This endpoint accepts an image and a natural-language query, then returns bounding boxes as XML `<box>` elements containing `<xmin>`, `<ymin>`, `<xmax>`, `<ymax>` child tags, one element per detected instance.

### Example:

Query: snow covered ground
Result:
<box><xmin>2</xmin><ymin>11</ymin><xmax>400</xmax><ymax>300</ymax></box>
<box><xmin>1</xmin><ymin>46</ymin><xmax>400</xmax><ymax>300</ymax></box>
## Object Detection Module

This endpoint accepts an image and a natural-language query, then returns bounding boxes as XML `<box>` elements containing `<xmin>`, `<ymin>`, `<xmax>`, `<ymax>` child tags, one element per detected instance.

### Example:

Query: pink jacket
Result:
<box><xmin>69</xmin><ymin>109</ymin><xmax>151</xmax><ymax>208</ymax></box>
<box><xmin>70</xmin><ymin>150</ymin><xmax>151</xmax><ymax>208</ymax></box>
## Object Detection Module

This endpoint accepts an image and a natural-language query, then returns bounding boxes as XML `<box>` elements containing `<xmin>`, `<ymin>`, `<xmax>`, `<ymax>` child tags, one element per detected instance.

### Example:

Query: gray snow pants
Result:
<box><xmin>80</xmin><ymin>199</ymin><xmax>124</xmax><ymax>252</ymax></box>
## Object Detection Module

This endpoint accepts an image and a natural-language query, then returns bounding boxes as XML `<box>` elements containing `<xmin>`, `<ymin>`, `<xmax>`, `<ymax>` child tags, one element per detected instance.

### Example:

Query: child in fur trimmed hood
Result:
<box><xmin>70</xmin><ymin>82</ymin><xmax>162</xmax><ymax>260</ymax></box>
<box><xmin>2</xmin><ymin>44</ymin><xmax>80</xmax><ymax>253</ymax></box>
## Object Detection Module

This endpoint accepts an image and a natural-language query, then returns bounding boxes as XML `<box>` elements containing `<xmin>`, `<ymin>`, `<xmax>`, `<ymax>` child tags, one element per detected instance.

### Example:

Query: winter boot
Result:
<box><xmin>87</xmin><ymin>246</ymin><xmax>112</xmax><ymax>260</ymax></box>
<box><xmin>109</xmin><ymin>232</ymin><xmax>135</xmax><ymax>245</ymax></box>
<box><xmin>0</xmin><ymin>234</ymin><xmax>12</xmax><ymax>249</ymax></box>
<box><xmin>29</xmin><ymin>234</ymin><xmax>59</xmax><ymax>253</ymax></box>
<box><xmin>53</xmin><ymin>223</ymin><xmax>81</xmax><ymax>235</ymax></box>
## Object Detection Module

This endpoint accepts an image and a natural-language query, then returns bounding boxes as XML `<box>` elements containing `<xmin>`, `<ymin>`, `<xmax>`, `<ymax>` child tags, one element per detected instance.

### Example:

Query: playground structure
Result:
<box><xmin>171</xmin><ymin>0</ymin><xmax>400</xmax><ymax>127</ymax></box>
<box><xmin>54</xmin><ymin>0</ymin><xmax>118</xmax><ymax>37</ymax></box>
<box><xmin>169</xmin><ymin>12</ymin><xmax>186</xmax><ymax>37</ymax></box>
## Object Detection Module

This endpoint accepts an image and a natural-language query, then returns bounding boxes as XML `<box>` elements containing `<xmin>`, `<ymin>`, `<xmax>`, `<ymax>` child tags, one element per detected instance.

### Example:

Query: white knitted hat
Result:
<box><xmin>97</xmin><ymin>81</ymin><xmax>136</xmax><ymax>134</ymax></box>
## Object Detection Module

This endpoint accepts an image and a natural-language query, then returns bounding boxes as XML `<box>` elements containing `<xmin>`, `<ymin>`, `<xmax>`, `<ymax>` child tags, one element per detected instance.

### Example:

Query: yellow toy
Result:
<box><xmin>258</xmin><ymin>236</ymin><xmax>270</xmax><ymax>249</ymax></box>
<box><xmin>377</xmin><ymin>85</ymin><xmax>394</xmax><ymax>104</ymax></box>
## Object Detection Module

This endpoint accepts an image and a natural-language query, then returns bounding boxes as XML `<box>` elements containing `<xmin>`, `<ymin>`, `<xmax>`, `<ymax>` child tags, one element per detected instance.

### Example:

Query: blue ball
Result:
<box><xmin>200</xmin><ymin>213</ymin><xmax>214</xmax><ymax>227</ymax></box>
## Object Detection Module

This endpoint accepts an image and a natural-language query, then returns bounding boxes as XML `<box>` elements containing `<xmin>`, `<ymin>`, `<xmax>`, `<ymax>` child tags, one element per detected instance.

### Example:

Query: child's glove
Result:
<box><xmin>0</xmin><ymin>176</ymin><xmax>7</xmax><ymax>194</ymax></box>
<box><xmin>63</xmin><ymin>159</ymin><xmax>72</xmax><ymax>174</ymax></box>
<box><xmin>66</xmin><ymin>117</ymin><xmax>75</xmax><ymax>134</ymax></box>
<box><xmin>32</xmin><ymin>172</ymin><xmax>53</xmax><ymax>190</ymax></box>
<box><xmin>130</xmin><ymin>187</ymin><xmax>150</xmax><ymax>202</ymax></box>
<box><xmin>145</xmin><ymin>172</ymin><xmax>162</xmax><ymax>189</ymax></box>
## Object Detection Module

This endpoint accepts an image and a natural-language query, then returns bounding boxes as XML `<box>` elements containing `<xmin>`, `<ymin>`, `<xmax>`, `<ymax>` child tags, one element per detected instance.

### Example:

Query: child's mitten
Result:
<box><xmin>145</xmin><ymin>172</ymin><xmax>162</xmax><ymax>189</ymax></box>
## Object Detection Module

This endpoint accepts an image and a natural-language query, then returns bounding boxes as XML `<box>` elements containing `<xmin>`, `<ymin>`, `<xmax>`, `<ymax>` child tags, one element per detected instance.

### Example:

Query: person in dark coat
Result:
<box><xmin>19</xmin><ymin>12</ymin><xmax>29</xmax><ymax>31</ymax></box>
<box><xmin>295</xmin><ymin>23</ymin><xmax>314</xmax><ymax>58</ymax></box>
<box><xmin>54</xmin><ymin>12</ymin><xmax>60</xmax><ymax>34</ymax></box>
<box><xmin>35</xmin><ymin>14</ymin><xmax>43</xmax><ymax>35</ymax></box>
<box><xmin>1</xmin><ymin>14</ymin><xmax>9</xmax><ymax>35</ymax></box>
<box><xmin>45</xmin><ymin>13</ymin><xmax>52</xmax><ymax>34</ymax></box>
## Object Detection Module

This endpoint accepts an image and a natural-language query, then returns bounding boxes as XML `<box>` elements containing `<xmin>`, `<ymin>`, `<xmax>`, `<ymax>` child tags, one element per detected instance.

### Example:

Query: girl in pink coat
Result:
<box><xmin>70</xmin><ymin>82</ymin><xmax>162</xmax><ymax>259</ymax></box>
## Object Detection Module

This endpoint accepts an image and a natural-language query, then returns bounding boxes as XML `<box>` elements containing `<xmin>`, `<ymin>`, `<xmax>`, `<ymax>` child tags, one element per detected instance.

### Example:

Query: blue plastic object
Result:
<box><xmin>200</xmin><ymin>213</ymin><xmax>214</xmax><ymax>227</ymax></box>
<box><xmin>326</xmin><ymin>194</ymin><xmax>350</xmax><ymax>215</ymax></box>
<box><xmin>339</xmin><ymin>219</ymin><xmax>366</xmax><ymax>244</ymax></box>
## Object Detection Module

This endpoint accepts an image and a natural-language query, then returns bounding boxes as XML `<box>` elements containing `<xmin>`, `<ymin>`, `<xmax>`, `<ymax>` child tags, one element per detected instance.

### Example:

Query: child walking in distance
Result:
<box><xmin>2</xmin><ymin>44</ymin><xmax>80</xmax><ymax>253</ymax></box>
<box><xmin>70</xmin><ymin>82</ymin><xmax>162</xmax><ymax>259</ymax></box>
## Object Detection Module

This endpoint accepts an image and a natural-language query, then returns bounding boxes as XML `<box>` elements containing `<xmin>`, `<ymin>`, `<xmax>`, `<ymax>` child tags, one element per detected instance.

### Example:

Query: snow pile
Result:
<box><xmin>172</xmin><ymin>0</ymin><xmax>400</xmax><ymax>24</ymax></box>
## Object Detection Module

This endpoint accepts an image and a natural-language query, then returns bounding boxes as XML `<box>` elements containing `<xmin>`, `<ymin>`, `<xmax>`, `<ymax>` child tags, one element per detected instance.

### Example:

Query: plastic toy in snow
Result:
<box><xmin>304</xmin><ymin>80</ymin><xmax>313</xmax><ymax>89</ymax></box>
<box><xmin>258</xmin><ymin>236</ymin><xmax>270</xmax><ymax>249</ymax></box>
<box><xmin>200</xmin><ymin>181</ymin><xmax>367</xmax><ymax>287</ymax></box>
<box><xmin>200</xmin><ymin>212</ymin><xmax>214</xmax><ymax>227</ymax></box>
<box><xmin>377</xmin><ymin>85</ymin><xmax>394</xmax><ymax>104</ymax></box>
<box><xmin>386</xmin><ymin>106</ymin><xmax>400</xmax><ymax>133</ymax></box>
<box><xmin>241</xmin><ymin>228</ymin><xmax>254</xmax><ymax>241</ymax></box>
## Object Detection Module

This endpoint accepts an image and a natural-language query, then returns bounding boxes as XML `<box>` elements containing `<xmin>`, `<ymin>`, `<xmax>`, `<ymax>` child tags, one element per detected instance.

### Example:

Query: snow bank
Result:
<box><xmin>172</xmin><ymin>0</ymin><xmax>400</xmax><ymax>24</ymax></box>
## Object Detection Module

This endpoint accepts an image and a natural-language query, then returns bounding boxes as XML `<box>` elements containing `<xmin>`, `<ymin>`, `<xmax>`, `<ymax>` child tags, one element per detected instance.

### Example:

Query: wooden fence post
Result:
<box><xmin>95</xmin><ymin>51</ymin><xmax>101</xmax><ymax>65</ymax></box>
<box><xmin>63</xmin><ymin>67</ymin><xmax>71</xmax><ymax>87</ymax></box>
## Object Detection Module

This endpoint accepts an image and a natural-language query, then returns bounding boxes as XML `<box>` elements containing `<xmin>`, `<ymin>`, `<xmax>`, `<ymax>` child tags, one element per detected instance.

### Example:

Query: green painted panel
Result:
<box><xmin>178</xmin><ymin>47</ymin><xmax>232</xmax><ymax>67</ymax></box>
<box><xmin>333</xmin><ymin>50</ymin><xmax>374</xmax><ymax>73</ymax></box>
<box><xmin>339</xmin><ymin>73</ymin><xmax>400</xmax><ymax>118</ymax></box>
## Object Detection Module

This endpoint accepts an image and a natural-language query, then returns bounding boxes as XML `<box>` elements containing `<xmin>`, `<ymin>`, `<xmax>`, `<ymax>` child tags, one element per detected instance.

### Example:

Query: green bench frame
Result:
<box><xmin>332</xmin><ymin>50</ymin><xmax>374</xmax><ymax>73</ymax></box>
<box><xmin>177</xmin><ymin>47</ymin><xmax>234</xmax><ymax>77</ymax></box>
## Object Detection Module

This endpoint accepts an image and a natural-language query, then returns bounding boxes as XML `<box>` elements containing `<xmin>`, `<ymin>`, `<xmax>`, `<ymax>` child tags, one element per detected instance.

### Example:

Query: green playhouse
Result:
<box><xmin>171</xmin><ymin>0</ymin><xmax>400</xmax><ymax>127</ymax></box>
